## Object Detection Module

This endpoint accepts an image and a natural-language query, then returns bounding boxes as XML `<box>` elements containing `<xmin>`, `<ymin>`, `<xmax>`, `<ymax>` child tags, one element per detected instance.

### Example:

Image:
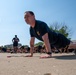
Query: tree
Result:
<box><xmin>59</xmin><ymin>25</ymin><xmax>68</xmax><ymax>37</ymax></box>
<box><xmin>35</xmin><ymin>42</ymin><xmax>43</xmax><ymax>46</ymax></box>
<box><xmin>49</xmin><ymin>22</ymin><xmax>71</xmax><ymax>39</ymax></box>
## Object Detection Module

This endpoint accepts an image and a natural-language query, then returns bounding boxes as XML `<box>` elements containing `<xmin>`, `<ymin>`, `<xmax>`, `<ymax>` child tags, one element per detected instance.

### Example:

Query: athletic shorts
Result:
<box><xmin>53</xmin><ymin>33</ymin><xmax>70</xmax><ymax>49</ymax></box>
<box><xmin>13</xmin><ymin>42</ymin><xmax>18</xmax><ymax>47</ymax></box>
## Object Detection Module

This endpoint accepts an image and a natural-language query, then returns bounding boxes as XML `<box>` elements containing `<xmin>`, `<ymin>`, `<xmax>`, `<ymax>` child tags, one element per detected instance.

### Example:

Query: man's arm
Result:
<box><xmin>18</xmin><ymin>38</ymin><xmax>20</xmax><ymax>42</ymax></box>
<box><xmin>12</xmin><ymin>38</ymin><xmax>14</xmax><ymax>42</ymax></box>
<box><xmin>42</xmin><ymin>33</ymin><xmax>52</xmax><ymax>53</ymax></box>
<box><xmin>26</xmin><ymin>37</ymin><xmax>35</xmax><ymax>57</ymax></box>
<box><xmin>30</xmin><ymin>37</ymin><xmax>35</xmax><ymax>56</ymax></box>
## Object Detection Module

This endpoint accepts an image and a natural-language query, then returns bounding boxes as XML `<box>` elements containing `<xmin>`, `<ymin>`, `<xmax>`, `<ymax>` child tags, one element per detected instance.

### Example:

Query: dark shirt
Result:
<box><xmin>30</xmin><ymin>20</ymin><xmax>70</xmax><ymax>48</ymax></box>
<box><xmin>12</xmin><ymin>37</ymin><xmax>19</xmax><ymax>43</ymax></box>
<box><xmin>30</xmin><ymin>20</ymin><xmax>58</xmax><ymax>44</ymax></box>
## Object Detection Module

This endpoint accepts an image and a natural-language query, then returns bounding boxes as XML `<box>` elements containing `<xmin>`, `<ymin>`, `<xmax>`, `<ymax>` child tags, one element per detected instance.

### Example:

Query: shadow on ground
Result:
<box><xmin>53</xmin><ymin>54</ymin><xmax>76</xmax><ymax>60</ymax></box>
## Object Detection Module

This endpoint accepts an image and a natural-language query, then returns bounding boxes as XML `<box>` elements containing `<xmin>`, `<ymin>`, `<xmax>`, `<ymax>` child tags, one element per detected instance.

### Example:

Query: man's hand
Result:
<box><xmin>27</xmin><ymin>37</ymin><xmax>35</xmax><ymax>57</ymax></box>
<box><xmin>25</xmin><ymin>54</ymin><xmax>33</xmax><ymax>57</ymax></box>
<box><xmin>40</xmin><ymin>53</ymin><xmax>52</xmax><ymax>59</ymax></box>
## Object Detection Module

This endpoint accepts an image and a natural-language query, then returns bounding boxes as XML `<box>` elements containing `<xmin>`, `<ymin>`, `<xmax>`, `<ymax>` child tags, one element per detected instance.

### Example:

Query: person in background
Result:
<box><xmin>12</xmin><ymin>35</ymin><xmax>20</xmax><ymax>53</ymax></box>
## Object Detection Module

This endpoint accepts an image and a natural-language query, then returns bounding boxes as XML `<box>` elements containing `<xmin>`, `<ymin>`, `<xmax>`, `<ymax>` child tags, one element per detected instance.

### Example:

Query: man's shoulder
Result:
<box><xmin>13</xmin><ymin>38</ymin><xmax>15</xmax><ymax>39</ymax></box>
<box><xmin>36</xmin><ymin>20</ymin><xmax>46</xmax><ymax>25</ymax></box>
<box><xmin>36</xmin><ymin>20</ymin><xmax>48</xmax><ymax>29</ymax></box>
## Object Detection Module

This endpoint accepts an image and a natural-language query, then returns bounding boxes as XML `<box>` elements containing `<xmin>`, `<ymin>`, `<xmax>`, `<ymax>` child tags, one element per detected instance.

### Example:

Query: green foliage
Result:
<box><xmin>49</xmin><ymin>22</ymin><xmax>71</xmax><ymax>39</ymax></box>
<box><xmin>59</xmin><ymin>25</ymin><xmax>68</xmax><ymax>37</ymax></box>
<box><xmin>35</xmin><ymin>42</ymin><xmax>43</xmax><ymax>46</ymax></box>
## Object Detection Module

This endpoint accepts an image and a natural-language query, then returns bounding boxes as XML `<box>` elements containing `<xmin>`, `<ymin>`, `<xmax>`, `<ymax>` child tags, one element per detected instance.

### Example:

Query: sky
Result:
<box><xmin>0</xmin><ymin>0</ymin><xmax>76</xmax><ymax>46</ymax></box>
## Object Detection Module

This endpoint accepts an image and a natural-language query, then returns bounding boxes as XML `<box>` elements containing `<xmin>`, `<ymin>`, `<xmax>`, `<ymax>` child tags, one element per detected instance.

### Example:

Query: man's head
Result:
<box><xmin>24</xmin><ymin>11</ymin><xmax>35</xmax><ymax>25</ymax></box>
<box><xmin>15</xmin><ymin>35</ymin><xmax>17</xmax><ymax>38</ymax></box>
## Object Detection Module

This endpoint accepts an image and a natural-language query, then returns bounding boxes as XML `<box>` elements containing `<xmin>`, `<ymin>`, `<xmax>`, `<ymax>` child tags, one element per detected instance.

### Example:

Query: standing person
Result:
<box><xmin>24</xmin><ymin>11</ymin><xmax>70</xmax><ymax>58</ymax></box>
<box><xmin>12</xmin><ymin>35</ymin><xmax>20</xmax><ymax>53</ymax></box>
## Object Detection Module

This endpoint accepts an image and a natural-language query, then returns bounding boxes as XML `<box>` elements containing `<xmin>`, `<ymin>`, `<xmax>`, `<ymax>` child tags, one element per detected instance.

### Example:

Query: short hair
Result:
<box><xmin>15</xmin><ymin>35</ymin><xmax>17</xmax><ymax>37</ymax></box>
<box><xmin>25</xmin><ymin>11</ymin><xmax>34</xmax><ymax>15</ymax></box>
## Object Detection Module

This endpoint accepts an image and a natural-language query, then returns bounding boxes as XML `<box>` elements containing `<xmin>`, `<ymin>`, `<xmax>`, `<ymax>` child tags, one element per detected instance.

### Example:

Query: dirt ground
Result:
<box><xmin>0</xmin><ymin>53</ymin><xmax>76</xmax><ymax>75</ymax></box>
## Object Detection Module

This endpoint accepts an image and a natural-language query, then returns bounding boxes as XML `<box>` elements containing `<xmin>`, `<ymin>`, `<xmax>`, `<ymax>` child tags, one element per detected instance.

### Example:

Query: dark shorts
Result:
<box><xmin>13</xmin><ymin>42</ymin><xmax>18</xmax><ymax>47</ymax></box>
<box><xmin>53</xmin><ymin>33</ymin><xmax>70</xmax><ymax>49</ymax></box>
